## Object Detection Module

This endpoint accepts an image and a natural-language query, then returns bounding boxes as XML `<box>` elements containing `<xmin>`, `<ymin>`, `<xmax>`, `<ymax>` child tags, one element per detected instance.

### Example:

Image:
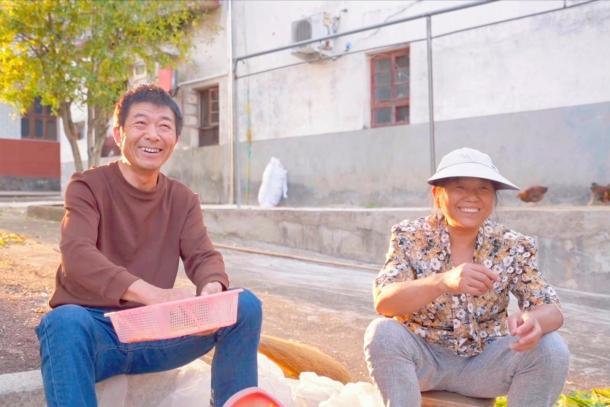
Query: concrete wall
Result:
<box><xmin>222</xmin><ymin>100</ymin><xmax>609</xmax><ymax>207</ymax></box>
<box><xmin>163</xmin><ymin>144</ymin><xmax>230</xmax><ymax>204</ymax></box>
<box><xmin>0</xmin><ymin>103</ymin><xmax>21</xmax><ymax>139</ymax></box>
<box><xmin>202</xmin><ymin>206</ymin><xmax>610</xmax><ymax>295</ymax></box>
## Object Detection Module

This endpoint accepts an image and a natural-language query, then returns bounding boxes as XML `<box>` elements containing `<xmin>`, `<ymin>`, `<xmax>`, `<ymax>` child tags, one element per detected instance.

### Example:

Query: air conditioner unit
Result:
<box><xmin>291</xmin><ymin>12</ymin><xmax>335</xmax><ymax>58</ymax></box>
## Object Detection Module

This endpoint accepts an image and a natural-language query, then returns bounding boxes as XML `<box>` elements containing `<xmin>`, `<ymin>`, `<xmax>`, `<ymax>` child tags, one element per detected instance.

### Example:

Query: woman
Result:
<box><xmin>364</xmin><ymin>147</ymin><xmax>569</xmax><ymax>406</ymax></box>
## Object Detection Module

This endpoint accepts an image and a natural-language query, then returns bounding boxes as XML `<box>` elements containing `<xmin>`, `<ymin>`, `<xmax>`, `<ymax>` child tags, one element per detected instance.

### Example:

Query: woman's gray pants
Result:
<box><xmin>364</xmin><ymin>318</ymin><xmax>570</xmax><ymax>407</ymax></box>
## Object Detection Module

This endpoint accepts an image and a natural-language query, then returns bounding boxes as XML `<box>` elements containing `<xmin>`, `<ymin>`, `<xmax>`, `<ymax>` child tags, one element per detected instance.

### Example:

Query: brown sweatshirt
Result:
<box><xmin>49</xmin><ymin>161</ymin><xmax>228</xmax><ymax>309</ymax></box>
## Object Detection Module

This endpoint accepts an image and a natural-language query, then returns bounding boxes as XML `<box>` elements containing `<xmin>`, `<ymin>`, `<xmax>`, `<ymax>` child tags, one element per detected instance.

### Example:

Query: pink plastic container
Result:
<box><xmin>105</xmin><ymin>289</ymin><xmax>242</xmax><ymax>343</ymax></box>
<box><xmin>223</xmin><ymin>387</ymin><xmax>284</xmax><ymax>407</ymax></box>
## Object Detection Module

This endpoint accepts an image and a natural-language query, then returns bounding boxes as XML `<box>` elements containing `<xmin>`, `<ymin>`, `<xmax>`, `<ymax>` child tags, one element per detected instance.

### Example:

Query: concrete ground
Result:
<box><xmin>0</xmin><ymin>204</ymin><xmax>608</xmax><ymax>394</ymax></box>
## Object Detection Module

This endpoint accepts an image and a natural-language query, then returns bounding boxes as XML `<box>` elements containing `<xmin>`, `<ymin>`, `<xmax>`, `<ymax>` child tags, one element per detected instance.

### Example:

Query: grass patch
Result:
<box><xmin>495</xmin><ymin>388</ymin><xmax>610</xmax><ymax>406</ymax></box>
<box><xmin>0</xmin><ymin>231</ymin><xmax>25</xmax><ymax>248</ymax></box>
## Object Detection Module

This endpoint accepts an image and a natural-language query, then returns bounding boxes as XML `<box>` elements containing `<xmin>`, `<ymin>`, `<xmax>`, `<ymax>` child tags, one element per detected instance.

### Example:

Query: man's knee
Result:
<box><xmin>38</xmin><ymin>304</ymin><xmax>95</xmax><ymax>337</ymax></box>
<box><xmin>236</xmin><ymin>289</ymin><xmax>262</xmax><ymax>330</ymax></box>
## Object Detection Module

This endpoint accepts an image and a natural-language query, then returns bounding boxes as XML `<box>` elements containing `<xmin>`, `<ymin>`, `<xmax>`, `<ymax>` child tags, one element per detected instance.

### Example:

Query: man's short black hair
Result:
<box><xmin>113</xmin><ymin>84</ymin><xmax>183</xmax><ymax>137</ymax></box>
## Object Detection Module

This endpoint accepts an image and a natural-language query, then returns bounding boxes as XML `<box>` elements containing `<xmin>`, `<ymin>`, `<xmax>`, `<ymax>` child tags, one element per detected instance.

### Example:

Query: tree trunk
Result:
<box><xmin>87</xmin><ymin>103</ymin><xmax>112</xmax><ymax>168</ymax></box>
<box><xmin>86</xmin><ymin>104</ymin><xmax>95</xmax><ymax>168</ymax></box>
<box><xmin>59</xmin><ymin>102</ymin><xmax>84</xmax><ymax>173</ymax></box>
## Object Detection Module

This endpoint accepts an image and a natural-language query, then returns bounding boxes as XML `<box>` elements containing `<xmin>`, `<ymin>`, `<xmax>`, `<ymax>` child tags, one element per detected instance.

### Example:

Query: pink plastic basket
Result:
<box><xmin>104</xmin><ymin>289</ymin><xmax>243</xmax><ymax>343</ymax></box>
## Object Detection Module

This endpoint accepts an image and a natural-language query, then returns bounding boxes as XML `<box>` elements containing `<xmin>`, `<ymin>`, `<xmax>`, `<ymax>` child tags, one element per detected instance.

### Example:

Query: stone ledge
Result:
<box><xmin>0</xmin><ymin>370</ymin><xmax>45</xmax><ymax>406</ymax></box>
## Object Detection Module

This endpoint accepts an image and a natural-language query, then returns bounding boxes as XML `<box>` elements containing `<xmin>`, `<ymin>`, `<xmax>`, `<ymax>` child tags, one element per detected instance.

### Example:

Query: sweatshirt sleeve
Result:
<box><xmin>179</xmin><ymin>194</ymin><xmax>229</xmax><ymax>294</ymax></box>
<box><xmin>59</xmin><ymin>177</ymin><xmax>139</xmax><ymax>305</ymax></box>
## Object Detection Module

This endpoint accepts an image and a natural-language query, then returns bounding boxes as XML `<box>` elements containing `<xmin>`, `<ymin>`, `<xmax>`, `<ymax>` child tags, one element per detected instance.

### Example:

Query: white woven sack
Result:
<box><xmin>258</xmin><ymin>157</ymin><xmax>288</xmax><ymax>207</ymax></box>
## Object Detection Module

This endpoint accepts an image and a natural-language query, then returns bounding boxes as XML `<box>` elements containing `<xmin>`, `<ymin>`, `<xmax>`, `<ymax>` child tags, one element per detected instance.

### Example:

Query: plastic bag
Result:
<box><xmin>258</xmin><ymin>157</ymin><xmax>288</xmax><ymax>207</ymax></box>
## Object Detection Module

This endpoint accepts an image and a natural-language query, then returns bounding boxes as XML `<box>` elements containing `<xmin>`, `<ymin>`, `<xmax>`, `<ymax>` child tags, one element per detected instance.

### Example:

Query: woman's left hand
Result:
<box><xmin>507</xmin><ymin>311</ymin><xmax>543</xmax><ymax>352</ymax></box>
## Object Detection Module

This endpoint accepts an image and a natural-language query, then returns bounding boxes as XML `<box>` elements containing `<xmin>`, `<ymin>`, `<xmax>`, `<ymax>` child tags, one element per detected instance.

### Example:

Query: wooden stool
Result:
<box><xmin>422</xmin><ymin>390</ymin><xmax>495</xmax><ymax>407</ymax></box>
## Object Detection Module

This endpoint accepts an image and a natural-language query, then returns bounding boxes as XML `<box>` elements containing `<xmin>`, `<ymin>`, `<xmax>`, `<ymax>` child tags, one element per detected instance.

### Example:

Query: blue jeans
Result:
<box><xmin>36</xmin><ymin>289</ymin><xmax>262</xmax><ymax>407</ymax></box>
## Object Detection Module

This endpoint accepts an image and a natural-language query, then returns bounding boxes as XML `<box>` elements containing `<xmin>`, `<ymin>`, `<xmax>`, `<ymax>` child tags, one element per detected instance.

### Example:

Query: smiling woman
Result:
<box><xmin>364</xmin><ymin>147</ymin><xmax>570</xmax><ymax>406</ymax></box>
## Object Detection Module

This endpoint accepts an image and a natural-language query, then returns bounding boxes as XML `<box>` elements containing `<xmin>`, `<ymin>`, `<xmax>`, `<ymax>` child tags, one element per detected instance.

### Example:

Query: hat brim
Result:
<box><xmin>427</xmin><ymin>163</ymin><xmax>520</xmax><ymax>190</ymax></box>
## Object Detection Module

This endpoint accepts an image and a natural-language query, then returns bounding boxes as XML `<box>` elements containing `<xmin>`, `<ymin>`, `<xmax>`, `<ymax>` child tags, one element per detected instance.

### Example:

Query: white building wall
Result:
<box><xmin>0</xmin><ymin>103</ymin><xmax>21</xmax><ymax>139</ymax></box>
<box><xmin>411</xmin><ymin>0</ymin><xmax>610</xmax><ymax>123</ymax></box>
<box><xmin>222</xmin><ymin>0</ymin><xmax>610</xmax><ymax>141</ymax></box>
<box><xmin>175</xmin><ymin>3</ymin><xmax>231</xmax><ymax>148</ymax></box>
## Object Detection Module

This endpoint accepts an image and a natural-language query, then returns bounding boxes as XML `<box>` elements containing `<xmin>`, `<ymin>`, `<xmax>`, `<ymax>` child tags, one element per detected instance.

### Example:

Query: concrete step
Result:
<box><xmin>0</xmin><ymin>370</ymin><xmax>45</xmax><ymax>406</ymax></box>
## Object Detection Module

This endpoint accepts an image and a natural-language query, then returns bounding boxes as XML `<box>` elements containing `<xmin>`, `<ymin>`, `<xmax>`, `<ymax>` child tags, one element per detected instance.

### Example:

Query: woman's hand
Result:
<box><xmin>508</xmin><ymin>311</ymin><xmax>543</xmax><ymax>351</ymax></box>
<box><xmin>440</xmin><ymin>263</ymin><xmax>499</xmax><ymax>296</ymax></box>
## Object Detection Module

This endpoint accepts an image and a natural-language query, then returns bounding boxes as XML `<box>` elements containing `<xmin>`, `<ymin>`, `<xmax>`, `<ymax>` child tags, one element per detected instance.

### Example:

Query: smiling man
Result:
<box><xmin>36</xmin><ymin>84</ymin><xmax>262</xmax><ymax>407</ymax></box>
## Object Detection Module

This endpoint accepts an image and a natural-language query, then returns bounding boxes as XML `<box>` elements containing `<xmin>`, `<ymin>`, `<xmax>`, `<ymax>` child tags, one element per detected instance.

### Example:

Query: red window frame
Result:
<box><xmin>370</xmin><ymin>47</ymin><xmax>410</xmax><ymax>128</ymax></box>
<box><xmin>20</xmin><ymin>98</ymin><xmax>58</xmax><ymax>141</ymax></box>
<box><xmin>199</xmin><ymin>86</ymin><xmax>219</xmax><ymax>147</ymax></box>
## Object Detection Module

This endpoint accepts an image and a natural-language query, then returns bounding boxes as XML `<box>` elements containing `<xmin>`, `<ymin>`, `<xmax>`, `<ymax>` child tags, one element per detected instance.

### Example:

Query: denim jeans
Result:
<box><xmin>36</xmin><ymin>289</ymin><xmax>262</xmax><ymax>407</ymax></box>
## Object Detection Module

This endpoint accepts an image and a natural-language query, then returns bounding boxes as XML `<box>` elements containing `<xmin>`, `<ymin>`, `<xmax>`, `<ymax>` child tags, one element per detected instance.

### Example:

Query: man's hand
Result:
<box><xmin>508</xmin><ymin>311</ymin><xmax>543</xmax><ymax>352</ymax></box>
<box><xmin>439</xmin><ymin>263</ymin><xmax>499</xmax><ymax>296</ymax></box>
<box><xmin>200</xmin><ymin>281</ymin><xmax>223</xmax><ymax>296</ymax></box>
<box><xmin>194</xmin><ymin>281</ymin><xmax>224</xmax><ymax>336</ymax></box>
<box><xmin>123</xmin><ymin>280</ymin><xmax>194</xmax><ymax>305</ymax></box>
<box><xmin>157</xmin><ymin>287</ymin><xmax>195</xmax><ymax>304</ymax></box>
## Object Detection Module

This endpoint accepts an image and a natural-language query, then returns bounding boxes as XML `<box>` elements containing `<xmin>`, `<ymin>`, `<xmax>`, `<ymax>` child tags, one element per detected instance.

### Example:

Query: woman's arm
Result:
<box><xmin>374</xmin><ymin>273</ymin><xmax>445</xmax><ymax>317</ymax></box>
<box><xmin>375</xmin><ymin>262</ymin><xmax>499</xmax><ymax>317</ymax></box>
<box><xmin>508</xmin><ymin>303</ymin><xmax>564</xmax><ymax>351</ymax></box>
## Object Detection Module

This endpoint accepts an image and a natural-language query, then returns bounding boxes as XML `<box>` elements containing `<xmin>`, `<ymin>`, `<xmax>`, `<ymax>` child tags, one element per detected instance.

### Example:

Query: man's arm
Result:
<box><xmin>60</xmin><ymin>178</ymin><xmax>139</xmax><ymax>304</ymax></box>
<box><xmin>122</xmin><ymin>279</ymin><xmax>195</xmax><ymax>305</ymax></box>
<box><xmin>179</xmin><ymin>194</ymin><xmax>229</xmax><ymax>294</ymax></box>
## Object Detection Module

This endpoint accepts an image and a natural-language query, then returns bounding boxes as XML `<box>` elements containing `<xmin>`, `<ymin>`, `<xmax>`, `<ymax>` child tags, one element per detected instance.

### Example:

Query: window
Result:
<box><xmin>20</xmin><ymin>98</ymin><xmax>58</xmax><ymax>140</ymax></box>
<box><xmin>370</xmin><ymin>47</ymin><xmax>409</xmax><ymax>127</ymax></box>
<box><xmin>74</xmin><ymin>122</ymin><xmax>85</xmax><ymax>140</ymax></box>
<box><xmin>198</xmin><ymin>86</ymin><xmax>219</xmax><ymax>146</ymax></box>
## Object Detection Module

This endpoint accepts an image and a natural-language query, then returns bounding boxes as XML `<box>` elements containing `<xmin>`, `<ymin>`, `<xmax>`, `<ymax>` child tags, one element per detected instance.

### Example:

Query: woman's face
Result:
<box><xmin>433</xmin><ymin>177</ymin><xmax>496</xmax><ymax>232</ymax></box>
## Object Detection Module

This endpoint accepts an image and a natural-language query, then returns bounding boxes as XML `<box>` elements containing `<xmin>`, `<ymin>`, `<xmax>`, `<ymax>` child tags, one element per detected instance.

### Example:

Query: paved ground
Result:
<box><xmin>0</xmin><ymin>205</ymin><xmax>608</xmax><ymax>391</ymax></box>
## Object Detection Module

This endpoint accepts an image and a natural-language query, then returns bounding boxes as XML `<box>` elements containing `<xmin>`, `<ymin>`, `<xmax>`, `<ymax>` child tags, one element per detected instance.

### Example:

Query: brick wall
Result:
<box><xmin>0</xmin><ymin>139</ymin><xmax>60</xmax><ymax>191</ymax></box>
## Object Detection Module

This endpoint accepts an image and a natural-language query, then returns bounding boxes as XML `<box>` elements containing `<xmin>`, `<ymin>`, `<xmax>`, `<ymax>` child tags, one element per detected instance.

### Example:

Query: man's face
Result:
<box><xmin>113</xmin><ymin>102</ymin><xmax>177</xmax><ymax>174</ymax></box>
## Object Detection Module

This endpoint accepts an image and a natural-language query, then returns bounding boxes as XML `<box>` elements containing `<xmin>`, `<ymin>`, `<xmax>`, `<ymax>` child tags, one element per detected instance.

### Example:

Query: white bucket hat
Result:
<box><xmin>427</xmin><ymin>147</ymin><xmax>519</xmax><ymax>190</ymax></box>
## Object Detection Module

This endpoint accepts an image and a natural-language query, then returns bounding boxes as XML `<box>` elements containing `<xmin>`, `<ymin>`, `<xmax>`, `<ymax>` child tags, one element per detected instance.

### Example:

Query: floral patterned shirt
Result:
<box><xmin>374</xmin><ymin>215</ymin><xmax>560</xmax><ymax>357</ymax></box>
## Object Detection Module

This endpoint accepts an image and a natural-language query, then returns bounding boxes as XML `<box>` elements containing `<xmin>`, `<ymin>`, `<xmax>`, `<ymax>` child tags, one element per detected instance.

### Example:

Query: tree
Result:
<box><xmin>0</xmin><ymin>0</ymin><xmax>206</xmax><ymax>172</ymax></box>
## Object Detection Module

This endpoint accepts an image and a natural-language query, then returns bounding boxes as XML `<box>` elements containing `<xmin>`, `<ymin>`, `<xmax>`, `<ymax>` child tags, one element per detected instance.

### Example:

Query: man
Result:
<box><xmin>36</xmin><ymin>84</ymin><xmax>262</xmax><ymax>407</ymax></box>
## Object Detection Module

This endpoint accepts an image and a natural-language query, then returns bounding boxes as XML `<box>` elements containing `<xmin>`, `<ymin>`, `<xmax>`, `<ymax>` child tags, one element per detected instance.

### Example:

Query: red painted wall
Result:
<box><xmin>0</xmin><ymin>139</ymin><xmax>60</xmax><ymax>177</ymax></box>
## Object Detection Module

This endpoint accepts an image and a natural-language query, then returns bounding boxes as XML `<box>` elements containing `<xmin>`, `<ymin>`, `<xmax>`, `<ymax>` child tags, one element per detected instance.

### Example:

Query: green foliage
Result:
<box><xmin>0</xmin><ymin>0</ymin><xmax>206</xmax><ymax>169</ymax></box>
<box><xmin>495</xmin><ymin>389</ymin><xmax>610</xmax><ymax>407</ymax></box>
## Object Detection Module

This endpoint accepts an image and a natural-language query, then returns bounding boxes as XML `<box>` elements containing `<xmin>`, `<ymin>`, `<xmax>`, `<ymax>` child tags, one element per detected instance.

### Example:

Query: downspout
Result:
<box><xmin>230</xmin><ymin>0</ymin><xmax>242</xmax><ymax>207</ymax></box>
<box><xmin>426</xmin><ymin>15</ymin><xmax>436</xmax><ymax>175</ymax></box>
<box><xmin>227</xmin><ymin>0</ymin><xmax>235</xmax><ymax>204</ymax></box>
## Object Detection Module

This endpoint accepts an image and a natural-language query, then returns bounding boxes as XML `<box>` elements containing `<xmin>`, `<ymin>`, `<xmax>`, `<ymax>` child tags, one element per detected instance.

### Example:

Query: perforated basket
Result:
<box><xmin>105</xmin><ymin>289</ymin><xmax>242</xmax><ymax>343</ymax></box>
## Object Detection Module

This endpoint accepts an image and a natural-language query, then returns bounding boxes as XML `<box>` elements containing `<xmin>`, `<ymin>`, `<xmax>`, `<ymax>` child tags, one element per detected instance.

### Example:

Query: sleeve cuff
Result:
<box><xmin>103</xmin><ymin>269</ymin><xmax>140</xmax><ymax>306</ymax></box>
